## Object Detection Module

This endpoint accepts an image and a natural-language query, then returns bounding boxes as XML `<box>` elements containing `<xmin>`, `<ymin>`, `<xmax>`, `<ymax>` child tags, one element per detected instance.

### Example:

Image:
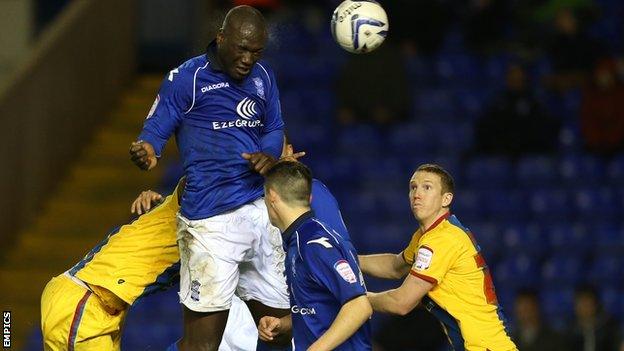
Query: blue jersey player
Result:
<box><xmin>259</xmin><ymin>162</ymin><xmax>372</xmax><ymax>351</ymax></box>
<box><xmin>129</xmin><ymin>6</ymin><xmax>290</xmax><ymax>351</ymax></box>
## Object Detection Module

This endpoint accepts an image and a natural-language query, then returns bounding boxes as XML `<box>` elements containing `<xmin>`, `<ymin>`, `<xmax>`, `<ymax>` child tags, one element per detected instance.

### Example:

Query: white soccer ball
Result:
<box><xmin>331</xmin><ymin>0</ymin><xmax>389</xmax><ymax>54</ymax></box>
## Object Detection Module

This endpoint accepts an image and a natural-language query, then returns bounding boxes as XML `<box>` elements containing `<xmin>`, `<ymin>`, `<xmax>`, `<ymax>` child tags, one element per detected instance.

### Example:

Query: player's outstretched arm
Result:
<box><xmin>129</xmin><ymin>141</ymin><xmax>158</xmax><ymax>170</ymax></box>
<box><xmin>308</xmin><ymin>295</ymin><xmax>372</xmax><ymax>351</ymax></box>
<box><xmin>358</xmin><ymin>253</ymin><xmax>410</xmax><ymax>279</ymax></box>
<box><xmin>130</xmin><ymin>190</ymin><xmax>164</xmax><ymax>215</ymax></box>
<box><xmin>367</xmin><ymin>274</ymin><xmax>433</xmax><ymax>316</ymax></box>
<box><xmin>258</xmin><ymin>314</ymin><xmax>292</xmax><ymax>342</ymax></box>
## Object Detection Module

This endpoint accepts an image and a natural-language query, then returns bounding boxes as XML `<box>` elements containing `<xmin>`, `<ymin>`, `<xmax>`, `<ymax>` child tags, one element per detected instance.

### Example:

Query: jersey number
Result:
<box><xmin>474</xmin><ymin>253</ymin><xmax>498</xmax><ymax>305</ymax></box>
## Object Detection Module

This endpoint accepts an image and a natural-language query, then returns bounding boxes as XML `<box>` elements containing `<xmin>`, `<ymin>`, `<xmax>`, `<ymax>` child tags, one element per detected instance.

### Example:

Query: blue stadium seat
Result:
<box><xmin>412</xmin><ymin>89</ymin><xmax>456</xmax><ymax>118</ymax></box>
<box><xmin>337</xmin><ymin>124</ymin><xmax>383</xmax><ymax>155</ymax></box>
<box><xmin>559</xmin><ymin>154</ymin><xmax>605</xmax><ymax>185</ymax></box>
<box><xmin>540</xmin><ymin>288</ymin><xmax>575</xmax><ymax>330</ymax></box>
<box><xmin>454</xmin><ymin>88</ymin><xmax>489</xmax><ymax>120</ymax></box>
<box><xmin>435</xmin><ymin>53</ymin><xmax>482</xmax><ymax>86</ymax></box>
<box><xmin>406</xmin><ymin>55</ymin><xmax>436</xmax><ymax>87</ymax></box>
<box><xmin>541</xmin><ymin>254</ymin><xmax>585</xmax><ymax>287</ymax></box>
<box><xmin>387</xmin><ymin>122</ymin><xmax>434</xmax><ymax>155</ymax></box>
<box><xmin>432</xmin><ymin>122</ymin><xmax>474</xmax><ymax>153</ymax></box>
<box><xmin>483</xmin><ymin>190</ymin><xmax>529</xmax><ymax>221</ymax></box>
<box><xmin>594</xmin><ymin>223</ymin><xmax>624</xmax><ymax>254</ymax></box>
<box><xmin>451</xmin><ymin>188</ymin><xmax>483</xmax><ymax>224</ymax></box>
<box><xmin>600</xmin><ymin>288</ymin><xmax>624</xmax><ymax>321</ymax></box>
<box><xmin>528</xmin><ymin>188</ymin><xmax>573</xmax><ymax>220</ymax></box>
<box><xmin>606</xmin><ymin>155</ymin><xmax>624</xmax><ymax>185</ymax></box>
<box><xmin>500</xmin><ymin>222</ymin><xmax>545</xmax><ymax>258</ymax></box>
<box><xmin>588</xmin><ymin>255</ymin><xmax>623</xmax><ymax>289</ymax></box>
<box><xmin>572</xmin><ymin>187</ymin><xmax>620</xmax><ymax>221</ymax></box>
<box><xmin>465</xmin><ymin>156</ymin><xmax>512</xmax><ymax>189</ymax></box>
<box><xmin>516</xmin><ymin>156</ymin><xmax>558</xmax><ymax>187</ymax></box>
<box><xmin>494</xmin><ymin>254</ymin><xmax>540</xmax><ymax>289</ymax></box>
<box><xmin>546</xmin><ymin>223</ymin><xmax>590</xmax><ymax>256</ymax></box>
<box><xmin>483</xmin><ymin>54</ymin><xmax>509</xmax><ymax>89</ymax></box>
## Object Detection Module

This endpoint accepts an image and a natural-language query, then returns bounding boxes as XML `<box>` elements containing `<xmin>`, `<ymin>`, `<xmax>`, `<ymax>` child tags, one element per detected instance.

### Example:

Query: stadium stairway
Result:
<box><xmin>0</xmin><ymin>75</ymin><xmax>172</xmax><ymax>350</ymax></box>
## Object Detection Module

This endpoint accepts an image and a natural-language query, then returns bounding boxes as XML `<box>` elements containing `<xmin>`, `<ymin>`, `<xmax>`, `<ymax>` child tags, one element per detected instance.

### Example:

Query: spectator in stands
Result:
<box><xmin>545</xmin><ymin>7</ymin><xmax>604</xmax><ymax>91</ymax></box>
<box><xmin>580</xmin><ymin>58</ymin><xmax>624</xmax><ymax>156</ymax></box>
<box><xmin>512</xmin><ymin>288</ymin><xmax>566</xmax><ymax>351</ymax></box>
<box><xmin>475</xmin><ymin>62</ymin><xmax>560</xmax><ymax>157</ymax></box>
<box><xmin>565</xmin><ymin>285</ymin><xmax>621</xmax><ymax>351</ymax></box>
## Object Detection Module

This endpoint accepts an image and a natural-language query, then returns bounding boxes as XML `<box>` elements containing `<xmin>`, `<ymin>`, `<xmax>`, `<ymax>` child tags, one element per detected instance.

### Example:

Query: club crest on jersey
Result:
<box><xmin>252</xmin><ymin>77</ymin><xmax>265</xmax><ymax>99</ymax></box>
<box><xmin>236</xmin><ymin>97</ymin><xmax>258</xmax><ymax>120</ymax></box>
<box><xmin>414</xmin><ymin>246</ymin><xmax>434</xmax><ymax>270</ymax></box>
<box><xmin>334</xmin><ymin>260</ymin><xmax>357</xmax><ymax>284</ymax></box>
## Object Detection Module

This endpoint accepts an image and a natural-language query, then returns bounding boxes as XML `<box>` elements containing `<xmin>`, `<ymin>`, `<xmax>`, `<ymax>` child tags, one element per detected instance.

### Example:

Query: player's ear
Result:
<box><xmin>442</xmin><ymin>192</ymin><xmax>453</xmax><ymax>208</ymax></box>
<box><xmin>216</xmin><ymin>29</ymin><xmax>225</xmax><ymax>44</ymax></box>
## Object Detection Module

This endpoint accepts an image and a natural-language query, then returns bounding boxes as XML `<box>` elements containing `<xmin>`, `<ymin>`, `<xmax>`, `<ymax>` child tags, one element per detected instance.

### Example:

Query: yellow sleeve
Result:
<box><xmin>401</xmin><ymin>229</ymin><xmax>423</xmax><ymax>265</ymax></box>
<box><xmin>409</xmin><ymin>234</ymin><xmax>460</xmax><ymax>285</ymax></box>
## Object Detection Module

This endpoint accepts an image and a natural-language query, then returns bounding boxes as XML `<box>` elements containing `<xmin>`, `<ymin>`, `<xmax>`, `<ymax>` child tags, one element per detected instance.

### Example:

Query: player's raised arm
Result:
<box><xmin>131</xmin><ymin>64</ymin><xmax>192</xmax><ymax>170</ymax></box>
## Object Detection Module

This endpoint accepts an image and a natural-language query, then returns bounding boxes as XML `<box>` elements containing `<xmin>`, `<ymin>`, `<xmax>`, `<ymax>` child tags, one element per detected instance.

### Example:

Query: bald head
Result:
<box><xmin>222</xmin><ymin>5</ymin><xmax>267</xmax><ymax>39</ymax></box>
<box><xmin>216</xmin><ymin>6</ymin><xmax>268</xmax><ymax>81</ymax></box>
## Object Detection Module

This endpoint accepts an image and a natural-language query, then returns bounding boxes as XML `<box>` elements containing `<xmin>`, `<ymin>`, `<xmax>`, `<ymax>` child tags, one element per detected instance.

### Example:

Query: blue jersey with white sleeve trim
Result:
<box><xmin>137</xmin><ymin>42</ymin><xmax>284</xmax><ymax>220</ymax></box>
<box><xmin>282</xmin><ymin>211</ymin><xmax>371</xmax><ymax>350</ymax></box>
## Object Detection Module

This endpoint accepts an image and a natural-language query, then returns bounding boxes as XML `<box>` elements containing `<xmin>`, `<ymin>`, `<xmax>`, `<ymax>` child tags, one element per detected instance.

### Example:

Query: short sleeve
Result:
<box><xmin>401</xmin><ymin>229</ymin><xmax>423</xmax><ymax>265</ymax></box>
<box><xmin>303</xmin><ymin>237</ymin><xmax>366</xmax><ymax>305</ymax></box>
<box><xmin>410</xmin><ymin>234</ymin><xmax>461</xmax><ymax>285</ymax></box>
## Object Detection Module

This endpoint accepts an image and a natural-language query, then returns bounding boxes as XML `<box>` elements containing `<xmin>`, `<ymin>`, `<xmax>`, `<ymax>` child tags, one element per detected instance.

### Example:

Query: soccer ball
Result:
<box><xmin>331</xmin><ymin>0</ymin><xmax>389</xmax><ymax>54</ymax></box>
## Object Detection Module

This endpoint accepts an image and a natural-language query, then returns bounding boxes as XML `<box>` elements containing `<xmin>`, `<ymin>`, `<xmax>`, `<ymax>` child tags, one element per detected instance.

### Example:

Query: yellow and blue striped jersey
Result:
<box><xmin>404</xmin><ymin>213</ymin><xmax>517</xmax><ymax>351</ymax></box>
<box><xmin>70</xmin><ymin>185</ymin><xmax>180</xmax><ymax>307</ymax></box>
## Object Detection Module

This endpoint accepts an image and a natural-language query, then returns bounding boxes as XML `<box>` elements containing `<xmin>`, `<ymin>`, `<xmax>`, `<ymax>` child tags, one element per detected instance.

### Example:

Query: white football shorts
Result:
<box><xmin>177</xmin><ymin>197</ymin><xmax>289</xmax><ymax>312</ymax></box>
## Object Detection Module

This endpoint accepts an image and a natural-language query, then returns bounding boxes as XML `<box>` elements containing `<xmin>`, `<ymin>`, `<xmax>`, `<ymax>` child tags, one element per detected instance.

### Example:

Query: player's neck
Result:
<box><xmin>277</xmin><ymin>206</ymin><xmax>311</xmax><ymax>232</ymax></box>
<box><xmin>418</xmin><ymin>209</ymin><xmax>450</xmax><ymax>233</ymax></box>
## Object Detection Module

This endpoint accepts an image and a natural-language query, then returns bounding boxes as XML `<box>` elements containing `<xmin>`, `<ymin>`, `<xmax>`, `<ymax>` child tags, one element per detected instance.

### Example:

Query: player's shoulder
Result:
<box><xmin>254</xmin><ymin>60</ymin><xmax>275</xmax><ymax>82</ymax></box>
<box><xmin>167</xmin><ymin>55</ymin><xmax>210</xmax><ymax>83</ymax></box>
<box><xmin>299</xmin><ymin>219</ymin><xmax>342</xmax><ymax>250</ymax></box>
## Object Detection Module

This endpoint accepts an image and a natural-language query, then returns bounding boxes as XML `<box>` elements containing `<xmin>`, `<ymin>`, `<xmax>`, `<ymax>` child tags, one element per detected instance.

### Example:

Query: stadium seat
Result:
<box><xmin>337</xmin><ymin>124</ymin><xmax>384</xmax><ymax>155</ymax></box>
<box><xmin>588</xmin><ymin>255</ymin><xmax>623</xmax><ymax>289</ymax></box>
<box><xmin>500</xmin><ymin>222</ymin><xmax>545</xmax><ymax>258</ymax></box>
<box><xmin>528</xmin><ymin>188</ymin><xmax>573</xmax><ymax>221</ymax></box>
<box><xmin>559</xmin><ymin>154</ymin><xmax>605</xmax><ymax>185</ymax></box>
<box><xmin>540</xmin><ymin>288</ymin><xmax>575</xmax><ymax>330</ymax></box>
<box><xmin>435</xmin><ymin>53</ymin><xmax>482</xmax><ymax>86</ymax></box>
<box><xmin>494</xmin><ymin>254</ymin><xmax>540</xmax><ymax>289</ymax></box>
<box><xmin>541</xmin><ymin>254</ymin><xmax>586</xmax><ymax>287</ymax></box>
<box><xmin>572</xmin><ymin>187</ymin><xmax>620</xmax><ymax>221</ymax></box>
<box><xmin>600</xmin><ymin>287</ymin><xmax>624</xmax><ymax>321</ymax></box>
<box><xmin>465</xmin><ymin>156</ymin><xmax>512</xmax><ymax>189</ymax></box>
<box><xmin>546</xmin><ymin>222</ymin><xmax>590</xmax><ymax>256</ymax></box>
<box><xmin>594</xmin><ymin>223</ymin><xmax>624</xmax><ymax>254</ymax></box>
<box><xmin>483</xmin><ymin>191</ymin><xmax>529</xmax><ymax>222</ymax></box>
<box><xmin>412</xmin><ymin>89</ymin><xmax>456</xmax><ymax>119</ymax></box>
<box><xmin>387</xmin><ymin>122</ymin><xmax>434</xmax><ymax>155</ymax></box>
<box><xmin>606</xmin><ymin>154</ymin><xmax>624</xmax><ymax>185</ymax></box>
<box><xmin>454</xmin><ymin>88</ymin><xmax>489</xmax><ymax>120</ymax></box>
<box><xmin>516</xmin><ymin>156</ymin><xmax>558</xmax><ymax>187</ymax></box>
<box><xmin>451</xmin><ymin>188</ymin><xmax>483</xmax><ymax>224</ymax></box>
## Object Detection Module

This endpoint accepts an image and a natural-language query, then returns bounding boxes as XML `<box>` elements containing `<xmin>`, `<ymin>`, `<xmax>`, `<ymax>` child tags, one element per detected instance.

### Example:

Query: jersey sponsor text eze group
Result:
<box><xmin>212</xmin><ymin>119</ymin><xmax>264</xmax><ymax>130</ymax></box>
